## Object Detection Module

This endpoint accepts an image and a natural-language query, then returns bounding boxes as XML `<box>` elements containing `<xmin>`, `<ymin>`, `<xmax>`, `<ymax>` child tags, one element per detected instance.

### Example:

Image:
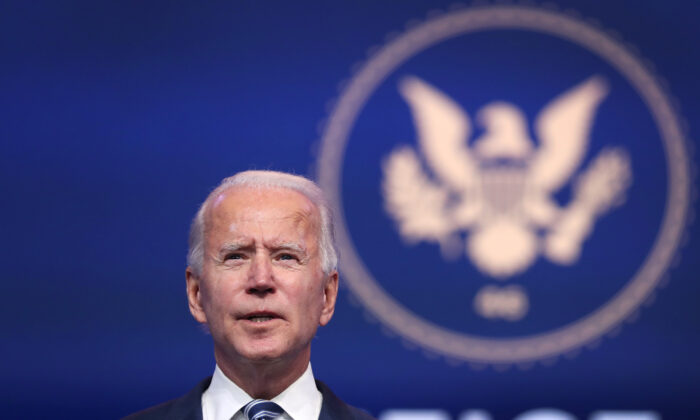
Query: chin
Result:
<box><xmin>238</xmin><ymin>341</ymin><xmax>289</xmax><ymax>362</ymax></box>
<box><xmin>240</xmin><ymin>340</ymin><xmax>311</xmax><ymax>366</ymax></box>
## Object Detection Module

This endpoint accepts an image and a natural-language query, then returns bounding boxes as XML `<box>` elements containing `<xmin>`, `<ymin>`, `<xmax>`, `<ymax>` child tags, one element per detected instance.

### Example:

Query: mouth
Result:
<box><xmin>240</xmin><ymin>312</ymin><xmax>281</xmax><ymax>323</ymax></box>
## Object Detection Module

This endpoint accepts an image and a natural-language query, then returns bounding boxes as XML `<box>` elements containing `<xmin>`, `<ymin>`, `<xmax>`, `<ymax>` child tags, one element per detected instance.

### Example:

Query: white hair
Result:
<box><xmin>187</xmin><ymin>170</ymin><xmax>338</xmax><ymax>276</ymax></box>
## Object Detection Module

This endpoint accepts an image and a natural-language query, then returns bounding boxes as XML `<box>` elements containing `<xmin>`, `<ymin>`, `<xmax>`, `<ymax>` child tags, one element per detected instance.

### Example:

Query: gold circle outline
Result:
<box><xmin>317</xmin><ymin>5</ymin><xmax>691</xmax><ymax>363</ymax></box>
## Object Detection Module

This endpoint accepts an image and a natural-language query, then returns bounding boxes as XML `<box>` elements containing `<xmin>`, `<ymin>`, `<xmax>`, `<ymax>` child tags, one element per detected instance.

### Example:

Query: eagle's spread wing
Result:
<box><xmin>529</xmin><ymin>76</ymin><xmax>609</xmax><ymax>193</ymax></box>
<box><xmin>382</xmin><ymin>147</ymin><xmax>453</xmax><ymax>242</ymax></box>
<box><xmin>398</xmin><ymin>76</ymin><xmax>478</xmax><ymax>193</ymax></box>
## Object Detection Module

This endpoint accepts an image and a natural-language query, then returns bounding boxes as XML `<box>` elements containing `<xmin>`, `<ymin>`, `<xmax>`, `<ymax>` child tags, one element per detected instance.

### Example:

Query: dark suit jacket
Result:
<box><xmin>123</xmin><ymin>377</ymin><xmax>376</xmax><ymax>420</ymax></box>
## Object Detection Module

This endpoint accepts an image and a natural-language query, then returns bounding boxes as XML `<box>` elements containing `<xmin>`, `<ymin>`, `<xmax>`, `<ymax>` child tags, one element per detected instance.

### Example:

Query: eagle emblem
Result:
<box><xmin>383</xmin><ymin>75</ymin><xmax>632</xmax><ymax>278</ymax></box>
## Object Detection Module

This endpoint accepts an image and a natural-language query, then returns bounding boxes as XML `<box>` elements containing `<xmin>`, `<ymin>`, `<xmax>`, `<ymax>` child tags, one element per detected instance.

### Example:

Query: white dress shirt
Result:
<box><xmin>201</xmin><ymin>363</ymin><xmax>323</xmax><ymax>420</ymax></box>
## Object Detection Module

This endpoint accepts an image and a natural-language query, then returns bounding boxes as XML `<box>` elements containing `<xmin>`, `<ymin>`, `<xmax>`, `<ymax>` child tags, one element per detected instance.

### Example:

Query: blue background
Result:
<box><xmin>2</xmin><ymin>1</ymin><xmax>699</xmax><ymax>419</ymax></box>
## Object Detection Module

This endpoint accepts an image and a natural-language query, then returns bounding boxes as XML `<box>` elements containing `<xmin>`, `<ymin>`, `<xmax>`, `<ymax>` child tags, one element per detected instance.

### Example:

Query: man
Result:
<box><xmin>125</xmin><ymin>170</ymin><xmax>375</xmax><ymax>420</ymax></box>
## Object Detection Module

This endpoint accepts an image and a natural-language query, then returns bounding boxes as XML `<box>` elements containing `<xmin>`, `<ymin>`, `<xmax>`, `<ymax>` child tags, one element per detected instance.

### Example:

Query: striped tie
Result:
<box><xmin>242</xmin><ymin>399</ymin><xmax>285</xmax><ymax>420</ymax></box>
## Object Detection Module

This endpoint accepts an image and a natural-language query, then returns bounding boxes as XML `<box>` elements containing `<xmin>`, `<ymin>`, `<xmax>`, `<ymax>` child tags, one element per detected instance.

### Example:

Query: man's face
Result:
<box><xmin>186</xmin><ymin>186</ymin><xmax>338</xmax><ymax>368</ymax></box>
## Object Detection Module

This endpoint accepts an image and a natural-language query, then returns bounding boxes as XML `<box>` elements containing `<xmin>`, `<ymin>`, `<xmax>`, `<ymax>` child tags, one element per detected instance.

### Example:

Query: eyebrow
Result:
<box><xmin>270</xmin><ymin>242</ymin><xmax>307</xmax><ymax>254</ymax></box>
<box><xmin>218</xmin><ymin>240</ymin><xmax>254</xmax><ymax>255</ymax></box>
<box><xmin>217</xmin><ymin>240</ymin><xmax>307</xmax><ymax>255</ymax></box>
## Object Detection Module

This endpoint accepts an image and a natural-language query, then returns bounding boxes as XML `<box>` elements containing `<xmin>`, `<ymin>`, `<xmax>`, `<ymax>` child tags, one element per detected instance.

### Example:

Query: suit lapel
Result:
<box><xmin>170</xmin><ymin>377</ymin><xmax>210</xmax><ymax>420</ymax></box>
<box><xmin>317</xmin><ymin>380</ymin><xmax>352</xmax><ymax>420</ymax></box>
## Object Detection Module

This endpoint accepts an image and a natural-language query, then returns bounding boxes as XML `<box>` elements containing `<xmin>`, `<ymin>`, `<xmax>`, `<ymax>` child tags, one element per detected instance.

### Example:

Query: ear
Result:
<box><xmin>319</xmin><ymin>270</ymin><xmax>339</xmax><ymax>326</ymax></box>
<box><xmin>186</xmin><ymin>267</ymin><xmax>208</xmax><ymax>324</ymax></box>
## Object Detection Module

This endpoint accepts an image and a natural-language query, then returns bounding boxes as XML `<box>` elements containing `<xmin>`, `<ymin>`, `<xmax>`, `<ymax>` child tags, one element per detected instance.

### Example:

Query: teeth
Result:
<box><xmin>248</xmin><ymin>316</ymin><xmax>273</xmax><ymax>322</ymax></box>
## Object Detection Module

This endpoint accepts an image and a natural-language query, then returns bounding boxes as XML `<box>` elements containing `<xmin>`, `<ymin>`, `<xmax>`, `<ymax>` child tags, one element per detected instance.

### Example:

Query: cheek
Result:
<box><xmin>198</xmin><ymin>286</ymin><xmax>218</xmax><ymax>319</ymax></box>
<box><xmin>300</xmin><ymin>283</ymin><xmax>325</xmax><ymax>316</ymax></box>
<box><xmin>200</xmin><ymin>278</ymin><xmax>231</xmax><ymax>314</ymax></box>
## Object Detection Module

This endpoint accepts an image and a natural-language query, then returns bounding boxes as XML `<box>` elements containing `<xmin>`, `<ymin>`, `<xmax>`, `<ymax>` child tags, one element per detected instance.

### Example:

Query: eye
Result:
<box><xmin>224</xmin><ymin>253</ymin><xmax>244</xmax><ymax>261</ymax></box>
<box><xmin>278</xmin><ymin>253</ymin><xmax>297</xmax><ymax>261</ymax></box>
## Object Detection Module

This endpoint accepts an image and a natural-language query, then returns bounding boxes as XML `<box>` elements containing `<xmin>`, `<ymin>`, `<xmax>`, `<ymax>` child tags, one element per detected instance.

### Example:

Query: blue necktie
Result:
<box><xmin>242</xmin><ymin>399</ymin><xmax>285</xmax><ymax>420</ymax></box>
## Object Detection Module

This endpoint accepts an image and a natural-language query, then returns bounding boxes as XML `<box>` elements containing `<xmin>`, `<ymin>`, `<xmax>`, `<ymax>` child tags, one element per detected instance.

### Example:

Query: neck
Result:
<box><xmin>214</xmin><ymin>347</ymin><xmax>310</xmax><ymax>399</ymax></box>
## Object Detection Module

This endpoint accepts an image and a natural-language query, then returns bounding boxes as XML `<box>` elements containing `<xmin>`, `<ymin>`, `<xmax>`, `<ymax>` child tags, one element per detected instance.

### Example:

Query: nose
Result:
<box><xmin>247</xmin><ymin>254</ymin><xmax>275</xmax><ymax>296</ymax></box>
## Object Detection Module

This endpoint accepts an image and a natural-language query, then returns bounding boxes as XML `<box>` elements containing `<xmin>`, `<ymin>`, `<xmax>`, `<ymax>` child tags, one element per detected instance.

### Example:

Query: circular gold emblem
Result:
<box><xmin>317</xmin><ymin>5</ymin><xmax>691</xmax><ymax>364</ymax></box>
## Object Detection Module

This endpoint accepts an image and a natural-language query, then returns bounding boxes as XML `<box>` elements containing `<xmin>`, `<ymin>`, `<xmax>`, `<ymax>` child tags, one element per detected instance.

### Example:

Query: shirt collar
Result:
<box><xmin>203</xmin><ymin>364</ymin><xmax>250</xmax><ymax>420</ymax></box>
<box><xmin>271</xmin><ymin>363</ymin><xmax>322</xmax><ymax>420</ymax></box>
<box><xmin>203</xmin><ymin>363</ymin><xmax>322</xmax><ymax>420</ymax></box>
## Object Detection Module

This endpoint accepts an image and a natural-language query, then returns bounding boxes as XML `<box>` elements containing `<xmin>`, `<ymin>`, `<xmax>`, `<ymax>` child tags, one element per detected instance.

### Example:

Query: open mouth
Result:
<box><xmin>242</xmin><ymin>312</ymin><xmax>280</xmax><ymax>323</ymax></box>
<box><xmin>247</xmin><ymin>315</ymin><xmax>275</xmax><ymax>322</ymax></box>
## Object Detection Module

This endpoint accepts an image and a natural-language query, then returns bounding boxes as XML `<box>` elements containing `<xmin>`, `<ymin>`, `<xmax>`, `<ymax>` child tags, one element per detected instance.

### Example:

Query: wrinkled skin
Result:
<box><xmin>186</xmin><ymin>186</ymin><xmax>338</xmax><ymax>398</ymax></box>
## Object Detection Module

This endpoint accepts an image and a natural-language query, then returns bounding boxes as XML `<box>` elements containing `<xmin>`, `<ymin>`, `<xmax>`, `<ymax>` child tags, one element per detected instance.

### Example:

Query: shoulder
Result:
<box><xmin>316</xmin><ymin>380</ymin><xmax>377</xmax><ymax>420</ymax></box>
<box><xmin>121</xmin><ymin>377</ymin><xmax>211</xmax><ymax>420</ymax></box>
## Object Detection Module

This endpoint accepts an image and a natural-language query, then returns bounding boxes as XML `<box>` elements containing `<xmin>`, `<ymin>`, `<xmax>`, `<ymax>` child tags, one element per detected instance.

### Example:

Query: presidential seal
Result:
<box><xmin>316</xmin><ymin>5</ymin><xmax>692</xmax><ymax>365</ymax></box>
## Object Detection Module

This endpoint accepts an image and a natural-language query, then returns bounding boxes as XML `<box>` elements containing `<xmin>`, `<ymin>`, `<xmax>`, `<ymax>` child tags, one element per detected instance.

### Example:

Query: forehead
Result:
<box><xmin>205</xmin><ymin>186</ymin><xmax>320</xmax><ymax>235</ymax></box>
